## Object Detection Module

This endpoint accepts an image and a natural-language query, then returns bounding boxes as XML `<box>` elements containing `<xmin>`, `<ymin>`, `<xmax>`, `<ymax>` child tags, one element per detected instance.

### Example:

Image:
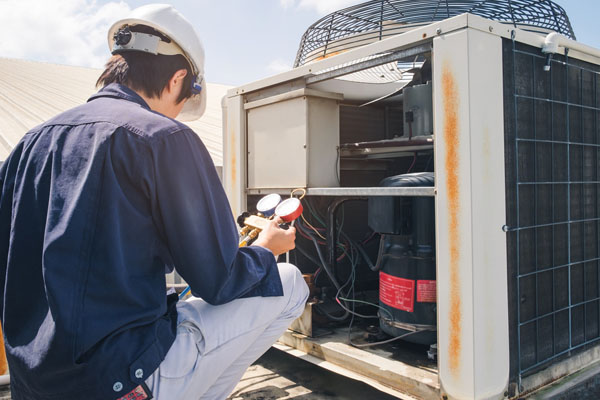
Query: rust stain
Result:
<box><xmin>442</xmin><ymin>61</ymin><xmax>462</xmax><ymax>377</ymax></box>
<box><xmin>314</xmin><ymin>50</ymin><xmax>346</xmax><ymax>61</ymax></box>
<box><xmin>229</xmin><ymin>128</ymin><xmax>237</xmax><ymax>187</ymax></box>
<box><xmin>0</xmin><ymin>324</ymin><xmax>7</xmax><ymax>375</ymax></box>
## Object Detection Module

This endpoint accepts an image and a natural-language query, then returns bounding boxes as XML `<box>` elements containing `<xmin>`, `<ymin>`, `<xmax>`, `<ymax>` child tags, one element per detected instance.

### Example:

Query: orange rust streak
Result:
<box><xmin>229</xmin><ymin>131</ymin><xmax>237</xmax><ymax>187</ymax></box>
<box><xmin>314</xmin><ymin>50</ymin><xmax>346</xmax><ymax>61</ymax></box>
<box><xmin>442</xmin><ymin>61</ymin><xmax>462</xmax><ymax>376</ymax></box>
<box><xmin>0</xmin><ymin>324</ymin><xmax>7</xmax><ymax>375</ymax></box>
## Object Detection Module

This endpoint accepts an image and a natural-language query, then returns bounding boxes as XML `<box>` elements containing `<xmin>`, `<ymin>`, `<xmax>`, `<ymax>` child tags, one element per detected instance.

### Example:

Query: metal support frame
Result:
<box><xmin>246</xmin><ymin>187</ymin><xmax>435</xmax><ymax>196</ymax></box>
<box><xmin>433</xmin><ymin>28</ymin><xmax>509</xmax><ymax>399</ymax></box>
<box><xmin>305</xmin><ymin>43</ymin><xmax>431</xmax><ymax>85</ymax></box>
<box><xmin>223</xmin><ymin>95</ymin><xmax>247</xmax><ymax>216</ymax></box>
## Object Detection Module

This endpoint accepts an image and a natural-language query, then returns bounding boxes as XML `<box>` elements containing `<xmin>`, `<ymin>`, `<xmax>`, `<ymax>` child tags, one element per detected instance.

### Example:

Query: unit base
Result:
<box><xmin>277</xmin><ymin>328</ymin><xmax>440</xmax><ymax>399</ymax></box>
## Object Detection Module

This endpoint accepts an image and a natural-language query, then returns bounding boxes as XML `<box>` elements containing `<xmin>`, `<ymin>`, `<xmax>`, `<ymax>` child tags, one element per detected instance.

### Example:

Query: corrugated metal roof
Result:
<box><xmin>0</xmin><ymin>58</ymin><xmax>228</xmax><ymax>165</ymax></box>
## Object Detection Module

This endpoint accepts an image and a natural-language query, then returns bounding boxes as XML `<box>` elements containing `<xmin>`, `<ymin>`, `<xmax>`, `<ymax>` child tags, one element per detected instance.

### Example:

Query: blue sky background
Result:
<box><xmin>0</xmin><ymin>0</ymin><xmax>597</xmax><ymax>86</ymax></box>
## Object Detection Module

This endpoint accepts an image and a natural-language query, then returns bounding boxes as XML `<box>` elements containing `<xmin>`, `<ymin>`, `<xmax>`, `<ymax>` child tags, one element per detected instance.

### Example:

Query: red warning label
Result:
<box><xmin>417</xmin><ymin>280</ymin><xmax>436</xmax><ymax>303</ymax></box>
<box><xmin>379</xmin><ymin>272</ymin><xmax>414</xmax><ymax>312</ymax></box>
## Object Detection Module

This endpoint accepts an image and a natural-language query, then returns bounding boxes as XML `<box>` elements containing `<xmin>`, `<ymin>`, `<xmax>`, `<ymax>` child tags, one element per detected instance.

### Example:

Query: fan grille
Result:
<box><xmin>295</xmin><ymin>0</ymin><xmax>575</xmax><ymax>67</ymax></box>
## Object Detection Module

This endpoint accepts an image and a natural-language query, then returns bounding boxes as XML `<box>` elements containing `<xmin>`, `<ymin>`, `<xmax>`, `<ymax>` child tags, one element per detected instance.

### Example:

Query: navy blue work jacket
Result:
<box><xmin>0</xmin><ymin>84</ymin><xmax>283</xmax><ymax>399</ymax></box>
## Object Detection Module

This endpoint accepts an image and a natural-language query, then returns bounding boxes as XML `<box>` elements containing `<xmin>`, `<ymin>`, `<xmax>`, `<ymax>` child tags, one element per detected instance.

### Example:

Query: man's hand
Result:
<box><xmin>252</xmin><ymin>217</ymin><xmax>296</xmax><ymax>257</ymax></box>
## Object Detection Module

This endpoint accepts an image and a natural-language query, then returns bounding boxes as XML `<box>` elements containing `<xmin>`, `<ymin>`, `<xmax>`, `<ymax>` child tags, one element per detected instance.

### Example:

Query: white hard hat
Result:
<box><xmin>107</xmin><ymin>4</ymin><xmax>206</xmax><ymax>121</ymax></box>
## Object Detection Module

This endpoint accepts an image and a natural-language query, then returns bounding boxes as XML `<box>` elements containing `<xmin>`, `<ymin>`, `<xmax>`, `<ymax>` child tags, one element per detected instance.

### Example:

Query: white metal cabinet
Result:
<box><xmin>222</xmin><ymin>13</ymin><xmax>600</xmax><ymax>400</ymax></box>
<box><xmin>245</xmin><ymin>89</ymin><xmax>342</xmax><ymax>189</ymax></box>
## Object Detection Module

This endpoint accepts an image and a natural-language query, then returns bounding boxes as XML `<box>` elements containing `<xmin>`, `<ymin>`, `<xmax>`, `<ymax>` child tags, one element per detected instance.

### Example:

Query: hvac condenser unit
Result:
<box><xmin>222</xmin><ymin>1</ymin><xmax>600</xmax><ymax>398</ymax></box>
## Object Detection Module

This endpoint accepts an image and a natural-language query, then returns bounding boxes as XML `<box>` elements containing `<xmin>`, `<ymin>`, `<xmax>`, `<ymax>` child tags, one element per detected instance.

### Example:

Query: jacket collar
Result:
<box><xmin>88</xmin><ymin>83</ymin><xmax>151</xmax><ymax>111</ymax></box>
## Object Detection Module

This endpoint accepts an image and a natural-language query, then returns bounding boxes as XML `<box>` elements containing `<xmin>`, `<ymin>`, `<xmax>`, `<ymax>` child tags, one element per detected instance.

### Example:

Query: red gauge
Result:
<box><xmin>275</xmin><ymin>198</ymin><xmax>303</xmax><ymax>222</ymax></box>
<box><xmin>256</xmin><ymin>193</ymin><xmax>282</xmax><ymax>217</ymax></box>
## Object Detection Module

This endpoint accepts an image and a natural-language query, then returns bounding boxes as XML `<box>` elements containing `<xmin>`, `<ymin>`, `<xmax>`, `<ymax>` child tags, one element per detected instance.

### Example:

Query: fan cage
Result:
<box><xmin>294</xmin><ymin>0</ymin><xmax>575</xmax><ymax>67</ymax></box>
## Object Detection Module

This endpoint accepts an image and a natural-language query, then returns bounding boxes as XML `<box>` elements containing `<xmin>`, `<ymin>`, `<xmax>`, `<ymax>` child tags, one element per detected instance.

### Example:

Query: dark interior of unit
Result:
<box><xmin>247</xmin><ymin>49</ymin><xmax>438</xmax><ymax>369</ymax></box>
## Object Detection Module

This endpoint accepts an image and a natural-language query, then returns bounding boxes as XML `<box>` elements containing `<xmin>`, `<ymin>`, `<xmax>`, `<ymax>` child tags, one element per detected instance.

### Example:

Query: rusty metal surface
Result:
<box><xmin>441</xmin><ymin>60</ymin><xmax>462</xmax><ymax>378</ymax></box>
<box><xmin>0</xmin><ymin>325</ymin><xmax>6</xmax><ymax>376</ymax></box>
<box><xmin>433</xmin><ymin>27</ymin><xmax>509</xmax><ymax>399</ymax></box>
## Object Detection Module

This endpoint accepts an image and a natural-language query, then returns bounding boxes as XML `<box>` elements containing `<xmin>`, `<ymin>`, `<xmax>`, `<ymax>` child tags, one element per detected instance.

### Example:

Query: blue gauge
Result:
<box><xmin>256</xmin><ymin>193</ymin><xmax>282</xmax><ymax>217</ymax></box>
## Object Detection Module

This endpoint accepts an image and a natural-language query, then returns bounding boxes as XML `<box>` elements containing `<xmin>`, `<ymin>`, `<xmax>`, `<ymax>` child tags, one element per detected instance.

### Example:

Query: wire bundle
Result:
<box><xmin>296</xmin><ymin>198</ymin><xmax>434</xmax><ymax>347</ymax></box>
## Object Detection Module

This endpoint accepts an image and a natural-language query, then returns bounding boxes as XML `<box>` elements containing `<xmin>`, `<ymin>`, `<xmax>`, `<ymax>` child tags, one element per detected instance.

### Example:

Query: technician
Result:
<box><xmin>0</xmin><ymin>4</ymin><xmax>308</xmax><ymax>400</ymax></box>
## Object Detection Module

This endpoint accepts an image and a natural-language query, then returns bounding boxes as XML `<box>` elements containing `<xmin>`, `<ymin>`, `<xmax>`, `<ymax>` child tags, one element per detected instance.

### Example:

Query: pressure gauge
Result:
<box><xmin>275</xmin><ymin>197</ymin><xmax>303</xmax><ymax>222</ymax></box>
<box><xmin>256</xmin><ymin>193</ymin><xmax>282</xmax><ymax>217</ymax></box>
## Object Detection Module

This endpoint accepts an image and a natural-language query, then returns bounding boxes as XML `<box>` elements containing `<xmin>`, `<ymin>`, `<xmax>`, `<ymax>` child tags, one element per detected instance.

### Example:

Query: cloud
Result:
<box><xmin>280</xmin><ymin>0</ymin><xmax>362</xmax><ymax>15</ymax></box>
<box><xmin>0</xmin><ymin>0</ymin><xmax>131</xmax><ymax>68</ymax></box>
<box><xmin>279</xmin><ymin>0</ymin><xmax>296</xmax><ymax>9</ymax></box>
<box><xmin>267</xmin><ymin>59</ymin><xmax>292</xmax><ymax>74</ymax></box>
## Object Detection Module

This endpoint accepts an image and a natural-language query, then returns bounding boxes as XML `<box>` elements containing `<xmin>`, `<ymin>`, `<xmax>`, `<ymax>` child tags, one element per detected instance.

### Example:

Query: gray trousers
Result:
<box><xmin>144</xmin><ymin>263</ymin><xmax>309</xmax><ymax>400</ymax></box>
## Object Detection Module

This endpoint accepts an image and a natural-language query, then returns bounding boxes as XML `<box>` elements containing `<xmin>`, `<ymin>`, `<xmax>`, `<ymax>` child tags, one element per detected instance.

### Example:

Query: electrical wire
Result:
<box><xmin>345</xmin><ymin>251</ymin><xmax>360</xmax><ymax>342</ymax></box>
<box><xmin>302</xmin><ymin>199</ymin><xmax>436</xmax><ymax>347</ymax></box>
<box><xmin>296</xmin><ymin>219</ymin><xmax>347</xmax><ymax>261</ymax></box>
<box><xmin>306</xmin><ymin>223</ymin><xmax>326</xmax><ymax>233</ymax></box>
<box><xmin>339</xmin><ymin>229</ymin><xmax>434</xmax><ymax>348</ymax></box>
<box><xmin>342</xmin><ymin>259</ymin><xmax>435</xmax><ymax>349</ymax></box>
<box><xmin>294</xmin><ymin>243</ymin><xmax>322</xmax><ymax>269</ymax></box>
<box><xmin>406</xmin><ymin>151</ymin><xmax>418</xmax><ymax>173</ymax></box>
<box><xmin>354</xmin><ymin>241</ymin><xmax>376</xmax><ymax>271</ymax></box>
<box><xmin>425</xmin><ymin>152</ymin><xmax>433</xmax><ymax>171</ymax></box>
<box><xmin>335</xmin><ymin>298</ymin><xmax>379</xmax><ymax>319</ymax></box>
<box><xmin>301</xmin><ymin>213</ymin><xmax>327</xmax><ymax>240</ymax></box>
<box><xmin>337</xmin><ymin>297</ymin><xmax>394</xmax><ymax>320</ymax></box>
<box><xmin>334</xmin><ymin>146</ymin><xmax>341</xmax><ymax>185</ymax></box>
<box><xmin>332</xmin><ymin>242</ymin><xmax>385</xmax><ymax>320</ymax></box>
<box><xmin>306</xmin><ymin>198</ymin><xmax>352</xmax><ymax>260</ymax></box>
<box><xmin>335</xmin><ymin>223</ymin><xmax>377</xmax><ymax>272</ymax></box>
<box><xmin>303</xmin><ymin>200</ymin><xmax>379</xmax><ymax>321</ymax></box>
<box><xmin>303</xmin><ymin>225</ymin><xmax>350</xmax><ymax>321</ymax></box>
<box><xmin>305</xmin><ymin>198</ymin><xmax>327</xmax><ymax>227</ymax></box>
<box><xmin>296</xmin><ymin>220</ymin><xmax>326</xmax><ymax>245</ymax></box>
<box><xmin>361</xmin><ymin>230</ymin><xmax>377</xmax><ymax>245</ymax></box>
<box><xmin>314</xmin><ymin>223</ymin><xmax>367</xmax><ymax>322</ymax></box>
<box><xmin>300</xmin><ymin>200</ymin><xmax>389</xmax><ymax>323</ymax></box>
<box><xmin>364</xmin><ymin>234</ymin><xmax>386</xmax><ymax>272</ymax></box>
<box><xmin>349</xmin><ymin>328</ymin><xmax>436</xmax><ymax>348</ymax></box>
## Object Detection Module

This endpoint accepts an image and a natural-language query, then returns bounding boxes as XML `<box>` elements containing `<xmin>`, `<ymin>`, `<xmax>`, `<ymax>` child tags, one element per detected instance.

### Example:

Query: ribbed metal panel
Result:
<box><xmin>0</xmin><ymin>58</ymin><xmax>229</xmax><ymax>165</ymax></box>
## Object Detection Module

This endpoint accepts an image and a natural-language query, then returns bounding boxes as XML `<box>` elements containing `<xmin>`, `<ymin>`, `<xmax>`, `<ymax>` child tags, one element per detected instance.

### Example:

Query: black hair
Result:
<box><xmin>96</xmin><ymin>25</ymin><xmax>193</xmax><ymax>103</ymax></box>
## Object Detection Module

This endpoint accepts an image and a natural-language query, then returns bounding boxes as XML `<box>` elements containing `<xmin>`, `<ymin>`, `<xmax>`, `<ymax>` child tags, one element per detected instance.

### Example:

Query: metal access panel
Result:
<box><xmin>246</xmin><ymin>89</ymin><xmax>342</xmax><ymax>189</ymax></box>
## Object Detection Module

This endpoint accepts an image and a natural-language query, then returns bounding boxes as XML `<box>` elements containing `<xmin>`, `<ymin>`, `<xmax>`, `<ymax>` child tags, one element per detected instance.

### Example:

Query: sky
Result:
<box><xmin>0</xmin><ymin>0</ymin><xmax>597</xmax><ymax>86</ymax></box>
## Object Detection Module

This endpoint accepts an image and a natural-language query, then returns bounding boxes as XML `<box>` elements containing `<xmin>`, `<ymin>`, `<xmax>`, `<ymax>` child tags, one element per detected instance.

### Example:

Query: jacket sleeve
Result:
<box><xmin>144</xmin><ymin>129</ymin><xmax>283</xmax><ymax>305</ymax></box>
<box><xmin>0</xmin><ymin>146</ymin><xmax>22</xmax><ymax>321</ymax></box>
<box><xmin>0</xmin><ymin>160</ymin><xmax>6</xmax><ymax>315</ymax></box>
<box><xmin>0</xmin><ymin>161</ymin><xmax>4</xmax><ymax>202</ymax></box>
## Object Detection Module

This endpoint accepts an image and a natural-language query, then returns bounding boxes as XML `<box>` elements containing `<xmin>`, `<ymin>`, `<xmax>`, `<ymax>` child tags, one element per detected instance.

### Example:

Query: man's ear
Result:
<box><xmin>167</xmin><ymin>69</ymin><xmax>188</xmax><ymax>93</ymax></box>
